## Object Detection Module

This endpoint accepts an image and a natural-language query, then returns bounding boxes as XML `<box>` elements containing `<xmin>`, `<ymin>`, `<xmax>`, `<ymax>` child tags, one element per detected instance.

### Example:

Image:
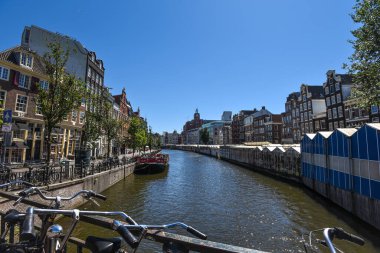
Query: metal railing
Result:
<box><xmin>0</xmin><ymin>156</ymin><xmax>136</xmax><ymax>186</ymax></box>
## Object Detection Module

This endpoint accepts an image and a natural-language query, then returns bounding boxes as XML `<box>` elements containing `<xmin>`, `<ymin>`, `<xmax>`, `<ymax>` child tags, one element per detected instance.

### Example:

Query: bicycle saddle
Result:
<box><xmin>4</xmin><ymin>209</ymin><xmax>25</xmax><ymax>224</ymax></box>
<box><xmin>85</xmin><ymin>236</ymin><xmax>122</xmax><ymax>253</ymax></box>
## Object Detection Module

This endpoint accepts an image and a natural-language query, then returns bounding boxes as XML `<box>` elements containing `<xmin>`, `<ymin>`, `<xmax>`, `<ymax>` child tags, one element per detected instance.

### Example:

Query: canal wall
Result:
<box><xmin>167</xmin><ymin>123</ymin><xmax>380</xmax><ymax>231</ymax></box>
<box><xmin>0</xmin><ymin>162</ymin><xmax>135</xmax><ymax>213</ymax></box>
<box><xmin>172</xmin><ymin>144</ymin><xmax>302</xmax><ymax>183</ymax></box>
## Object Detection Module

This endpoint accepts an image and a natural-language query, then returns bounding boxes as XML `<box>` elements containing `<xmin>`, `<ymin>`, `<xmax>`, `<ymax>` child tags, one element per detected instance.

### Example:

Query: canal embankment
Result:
<box><xmin>0</xmin><ymin>160</ymin><xmax>136</xmax><ymax>213</ymax></box>
<box><xmin>166</xmin><ymin>124</ymin><xmax>380</xmax><ymax>233</ymax></box>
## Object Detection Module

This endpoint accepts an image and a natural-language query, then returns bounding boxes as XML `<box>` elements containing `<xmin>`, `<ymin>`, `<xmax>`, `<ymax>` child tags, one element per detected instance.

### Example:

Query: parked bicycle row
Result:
<box><xmin>0</xmin><ymin>180</ymin><xmax>365</xmax><ymax>253</ymax></box>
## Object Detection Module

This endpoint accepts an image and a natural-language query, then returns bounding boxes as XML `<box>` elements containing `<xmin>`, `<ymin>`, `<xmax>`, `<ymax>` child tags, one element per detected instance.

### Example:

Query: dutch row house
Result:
<box><xmin>0</xmin><ymin>46</ymin><xmax>85</xmax><ymax>163</ymax></box>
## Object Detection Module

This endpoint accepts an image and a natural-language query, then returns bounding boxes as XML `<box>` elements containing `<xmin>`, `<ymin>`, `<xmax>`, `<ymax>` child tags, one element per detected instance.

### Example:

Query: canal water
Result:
<box><xmin>68</xmin><ymin>150</ymin><xmax>380</xmax><ymax>252</ymax></box>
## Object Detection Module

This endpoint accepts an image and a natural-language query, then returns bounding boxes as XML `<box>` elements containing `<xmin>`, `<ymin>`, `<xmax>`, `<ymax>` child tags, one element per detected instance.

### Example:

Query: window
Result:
<box><xmin>336</xmin><ymin>93</ymin><xmax>341</xmax><ymax>103</ymax></box>
<box><xmin>0</xmin><ymin>66</ymin><xmax>10</xmax><ymax>81</ymax></box>
<box><xmin>330</xmin><ymin>85</ymin><xmax>335</xmax><ymax>93</ymax></box>
<box><xmin>333</xmin><ymin>108</ymin><xmax>337</xmax><ymax>119</ymax></box>
<box><xmin>19</xmin><ymin>73</ymin><xmax>30</xmax><ymax>89</ymax></box>
<box><xmin>329</xmin><ymin>122</ymin><xmax>333</xmax><ymax>130</ymax></box>
<box><xmin>63</xmin><ymin>114</ymin><xmax>68</xmax><ymax>121</ymax></box>
<box><xmin>334</xmin><ymin>121</ymin><xmax>339</xmax><ymax>129</ymax></box>
<box><xmin>16</xmin><ymin>95</ymin><xmax>28</xmax><ymax>112</ymax></box>
<box><xmin>79</xmin><ymin>111</ymin><xmax>85</xmax><ymax>124</ymax></box>
<box><xmin>339</xmin><ymin>120</ymin><xmax>345</xmax><ymax>128</ymax></box>
<box><xmin>20</xmin><ymin>53</ymin><xmax>33</xmax><ymax>68</ymax></box>
<box><xmin>308</xmin><ymin>101</ymin><xmax>311</xmax><ymax>110</ymax></box>
<box><xmin>338</xmin><ymin>106</ymin><xmax>343</xmax><ymax>118</ymax></box>
<box><xmin>81</xmin><ymin>98</ymin><xmax>86</xmax><ymax>107</ymax></box>
<box><xmin>335</xmin><ymin>83</ymin><xmax>340</xmax><ymax>91</ymax></box>
<box><xmin>39</xmin><ymin>80</ymin><xmax>49</xmax><ymax>90</ymax></box>
<box><xmin>87</xmin><ymin>68</ymin><xmax>91</xmax><ymax>78</ymax></box>
<box><xmin>324</xmin><ymin>86</ymin><xmax>329</xmax><ymax>95</ymax></box>
<box><xmin>0</xmin><ymin>91</ymin><xmax>6</xmax><ymax>108</ymax></box>
<box><xmin>72</xmin><ymin>111</ymin><xmax>78</xmax><ymax>122</ymax></box>
<box><xmin>371</xmin><ymin>105</ymin><xmax>379</xmax><ymax>114</ymax></box>
<box><xmin>331</xmin><ymin>95</ymin><xmax>336</xmax><ymax>105</ymax></box>
<box><xmin>326</xmin><ymin>97</ymin><xmax>330</xmax><ymax>106</ymax></box>
<box><xmin>36</xmin><ymin>103</ymin><xmax>43</xmax><ymax>115</ymax></box>
<box><xmin>328</xmin><ymin>109</ymin><xmax>332</xmax><ymax>119</ymax></box>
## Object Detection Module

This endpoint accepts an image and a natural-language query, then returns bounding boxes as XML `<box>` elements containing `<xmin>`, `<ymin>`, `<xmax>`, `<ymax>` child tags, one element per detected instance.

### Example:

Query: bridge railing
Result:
<box><xmin>0</xmin><ymin>191</ymin><xmax>267</xmax><ymax>253</ymax></box>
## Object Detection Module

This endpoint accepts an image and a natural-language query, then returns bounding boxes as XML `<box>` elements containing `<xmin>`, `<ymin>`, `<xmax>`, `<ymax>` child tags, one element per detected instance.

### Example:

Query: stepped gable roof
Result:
<box><xmin>0</xmin><ymin>45</ymin><xmax>45</xmax><ymax>76</ymax></box>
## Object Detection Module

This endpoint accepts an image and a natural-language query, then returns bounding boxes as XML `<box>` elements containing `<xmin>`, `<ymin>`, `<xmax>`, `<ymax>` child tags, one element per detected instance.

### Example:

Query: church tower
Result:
<box><xmin>194</xmin><ymin>108</ymin><xmax>200</xmax><ymax>120</ymax></box>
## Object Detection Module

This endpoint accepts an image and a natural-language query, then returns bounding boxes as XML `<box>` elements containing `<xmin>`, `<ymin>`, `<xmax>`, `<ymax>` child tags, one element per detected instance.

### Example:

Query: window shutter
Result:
<box><xmin>13</xmin><ymin>71</ymin><xmax>19</xmax><ymax>86</ymax></box>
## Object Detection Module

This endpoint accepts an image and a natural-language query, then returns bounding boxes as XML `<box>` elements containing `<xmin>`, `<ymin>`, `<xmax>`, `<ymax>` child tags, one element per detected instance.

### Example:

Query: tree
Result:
<box><xmin>200</xmin><ymin>128</ymin><xmax>209</xmax><ymax>144</ymax></box>
<box><xmin>80</xmin><ymin>92</ymin><xmax>104</xmax><ymax>154</ymax></box>
<box><xmin>103</xmin><ymin>115</ymin><xmax>121</xmax><ymax>158</ymax></box>
<box><xmin>127</xmin><ymin>116</ymin><xmax>146</xmax><ymax>155</ymax></box>
<box><xmin>345</xmin><ymin>0</ymin><xmax>380</xmax><ymax>108</ymax></box>
<box><xmin>36</xmin><ymin>42</ymin><xmax>84</xmax><ymax>164</ymax></box>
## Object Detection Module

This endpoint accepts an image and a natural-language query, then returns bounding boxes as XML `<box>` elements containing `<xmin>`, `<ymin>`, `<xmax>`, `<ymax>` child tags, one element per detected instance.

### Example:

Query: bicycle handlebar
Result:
<box><xmin>17</xmin><ymin>187</ymin><xmax>107</xmax><ymax>204</ymax></box>
<box><xmin>20</xmin><ymin>207</ymin><xmax>206</xmax><ymax>249</ymax></box>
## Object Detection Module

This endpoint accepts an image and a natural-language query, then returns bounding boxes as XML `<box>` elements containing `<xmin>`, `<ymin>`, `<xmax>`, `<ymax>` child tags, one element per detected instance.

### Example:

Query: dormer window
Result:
<box><xmin>20</xmin><ymin>53</ymin><xmax>33</xmax><ymax>68</ymax></box>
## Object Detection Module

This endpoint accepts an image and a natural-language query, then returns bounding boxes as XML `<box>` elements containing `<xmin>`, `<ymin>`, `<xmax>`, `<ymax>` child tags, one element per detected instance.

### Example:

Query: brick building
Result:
<box><xmin>0</xmin><ymin>46</ymin><xmax>84</xmax><ymax>163</ymax></box>
<box><xmin>323</xmin><ymin>70</ymin><xmax>353</xmax><ymax>130</ymax></box>
<box><xmin>282</xmin><ymin>92</ymin><xmax>300</xmax><ymax>144</ymax></box>
<box><xmin>299</xmin><ymin>84</ymin><xmax>327</xmax><ymax>135</ymax></box>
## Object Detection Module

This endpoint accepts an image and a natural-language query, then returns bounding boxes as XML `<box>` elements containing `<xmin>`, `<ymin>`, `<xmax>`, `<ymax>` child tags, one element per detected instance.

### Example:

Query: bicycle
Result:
<box><xmin>18</xmin><ymin>207</ymin><xmax>206</xmax><ymax>253</ymax></box>
<box><xmin>302</xmin><ymin>227</ymin><xmax>365</xmax><ymax>253</ymax></box>
<box><xmin>0</xmin><ymin>186</ymin><xmax>106</xmax><ymax>253</ymax></box>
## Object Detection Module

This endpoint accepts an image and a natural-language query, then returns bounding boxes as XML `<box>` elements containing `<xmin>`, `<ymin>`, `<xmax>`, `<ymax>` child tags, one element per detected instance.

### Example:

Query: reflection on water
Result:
<box><xmin>64</xmin><ymin>150</ymin><xmax>380</xmax><ymax>252</ymax></box>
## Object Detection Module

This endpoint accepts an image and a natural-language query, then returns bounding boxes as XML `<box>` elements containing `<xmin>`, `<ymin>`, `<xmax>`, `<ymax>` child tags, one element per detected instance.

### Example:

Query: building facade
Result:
<box><xmin>0</xmin><ymin>46</ymin><xmax>84</xmax><ymax>163</ymax></box>
<box><xmin>299</xmin><ymin>84</ymin><xmax>326</xmax><ymax>135</ymax></box>
<box><xmin>323</xmin><ymin>70</ymin><xmax>353</xmax><ymax>130</ymax></box>
<box><xmin>282</xmin><ymin>92</ymin><xmax>300</xmax><ymax>144</ymax></box>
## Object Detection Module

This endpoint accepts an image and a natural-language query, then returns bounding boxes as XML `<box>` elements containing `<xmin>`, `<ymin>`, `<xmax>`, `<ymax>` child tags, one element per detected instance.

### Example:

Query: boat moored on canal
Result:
<box><xmin>134</xmin><ymin>153</ymin><xmax>169</xmax><ymax>174</ymax></box>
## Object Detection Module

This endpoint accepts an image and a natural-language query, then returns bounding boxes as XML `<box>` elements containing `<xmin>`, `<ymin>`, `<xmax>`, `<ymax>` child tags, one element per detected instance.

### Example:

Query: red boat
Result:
<box><xmin>134</xmin><ymin>153</ymin><xmax>169</xmax><ymax>174</ymax></box>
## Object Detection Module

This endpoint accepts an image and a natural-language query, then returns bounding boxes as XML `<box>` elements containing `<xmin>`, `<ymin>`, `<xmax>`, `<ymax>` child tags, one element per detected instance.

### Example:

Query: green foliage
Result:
<box><xmin>36</xmin><ymin>42</ymin><xmax>84</xmax><ymax>163</ymax></box>
<box><xmin>127</xmin><ymin>116</ymin><xmax>147</xmax><ymax>153</ymax></box>
<box><xmin>80</xmin><ymin>92</ymin><xmax>104</xmax><ymax>150</ymax></box>
<box><xmin>200</xmin><ymin>128</ymin><xmax>209</xmax><ymax>144</ymax></box>
<box><xmin>103</xmin><ymin>113</ymin><xmax>121</xmax><ymax>158</ymax></box>
<box><xmin>345</xmin><ymin>0</ymin><xmax>380</xmax><ymax>108</ymax></box>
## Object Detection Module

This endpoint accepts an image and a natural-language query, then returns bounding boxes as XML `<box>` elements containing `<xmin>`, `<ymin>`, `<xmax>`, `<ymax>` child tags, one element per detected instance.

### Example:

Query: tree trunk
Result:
<box><xmin>107</xmin><ymin>137</ymin><xmax>111</xmax><ymax>158</ymax></box>
<box><xmin>45</xmin><ymin>128</ymin><xmax>52</xmax><ymax>165</ymax></box>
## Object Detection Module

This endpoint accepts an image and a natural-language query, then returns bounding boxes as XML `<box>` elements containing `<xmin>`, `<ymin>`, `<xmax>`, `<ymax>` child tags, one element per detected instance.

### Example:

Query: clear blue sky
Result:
<box><xmin>1</xmin><ymin>0</ymin><xmax>356</xmax><ymax>134</ymax></box>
